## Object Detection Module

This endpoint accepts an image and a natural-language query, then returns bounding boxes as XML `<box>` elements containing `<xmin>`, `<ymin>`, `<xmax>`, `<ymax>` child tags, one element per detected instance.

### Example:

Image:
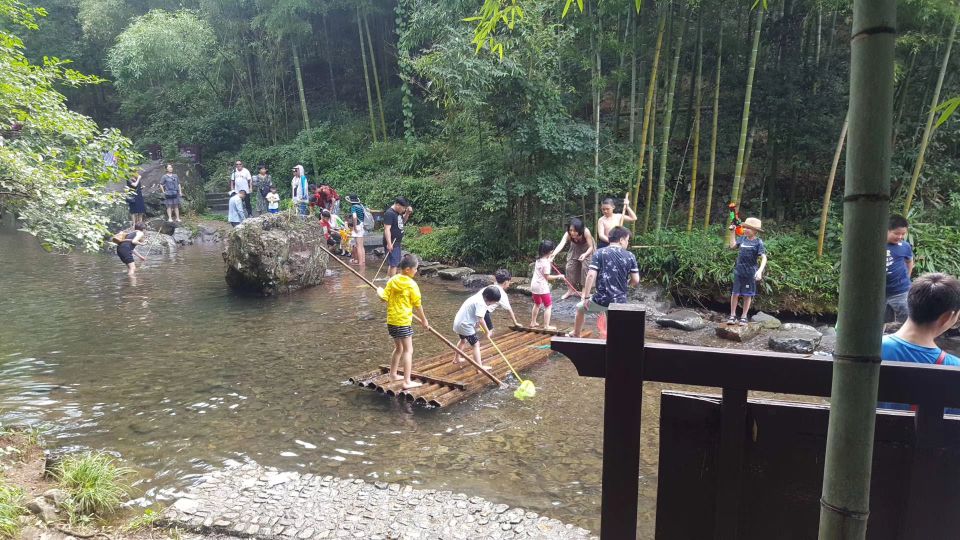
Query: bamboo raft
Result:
<box><xmin>349</xmin><ymin>325</ymin><xmax>581</xmax><ymax>408</ymax></box>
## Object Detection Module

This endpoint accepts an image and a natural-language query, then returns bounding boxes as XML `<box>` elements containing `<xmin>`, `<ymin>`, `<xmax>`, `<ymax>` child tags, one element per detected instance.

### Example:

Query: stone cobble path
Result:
<box><xmin>162</xmin><ymin>463</ymin><xmax>596</xmax><ymax>540</ymax></box>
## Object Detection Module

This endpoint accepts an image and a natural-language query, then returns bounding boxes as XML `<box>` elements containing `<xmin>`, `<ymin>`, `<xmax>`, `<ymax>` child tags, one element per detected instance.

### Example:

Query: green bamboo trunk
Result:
<box><xmin>291</xmin><ymin>44</ymin><xmax>311</xmax><ymax>132</ymax></box>
<box><xmin>644</xmin><ymin>82</ymin><xmax>658</xmax><ymax>233</ymax></box>
<box><xmin>654</xmin><ymin>18</ymin><xmax>685</xmax><ymax>231</ymax></box>
<box><xmin>632</xmin><ymin>8</ymin><xmax>668</xmax><ymax>231</ymax></box>
<box><xmin>704</xmin><ymin>23</ymin><xmax>722</xmax><ymax>229</ymax></box>
<box><xmin>736</xmin><ymin>126</ymin><xmax>756</xmax><ymax>204</ymax></box>
<box><xmin>817</xmin><ymin>116</ymin><xmax>849</xmax><ymax>258</ymax></box>
<box><xmin>357</xmin><ymin>11</ymin><xmax>378</xmax><ymax>143</ymax></box>
<box><xmin>903</xmin><ymin>16</ymin><xmax>957</xmax><ymax>214</ymax></box>
<box><xmin>364</xmin><ymin>15</ymin><xmax>388</xmax><ymax>141</ymax></box>
<box><xmin>729</xmin><ymin>8</ymin><xmax>764</xmax><ymax>209</ymax></box>
<box><xmin>817</xmin><ymin>0</ymin><xmax>895</xmax><ymax>537</ymax></box>
<box><xmin>687</xmin><ymin>11</ymin><xmax>704</xmax><ymax>232</ymax></box>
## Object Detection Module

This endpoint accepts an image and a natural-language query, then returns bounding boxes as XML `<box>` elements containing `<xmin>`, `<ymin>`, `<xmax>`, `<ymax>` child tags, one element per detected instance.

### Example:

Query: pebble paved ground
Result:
<box><xmin>161</xmin><ymin>462</ymin><xmax>596</xmax><ymax>540</ymax></box>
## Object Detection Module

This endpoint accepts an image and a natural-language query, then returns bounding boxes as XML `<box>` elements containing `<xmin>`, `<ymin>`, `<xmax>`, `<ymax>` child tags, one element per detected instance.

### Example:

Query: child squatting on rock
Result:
<box><xmin>377</xmin><ymin>255</ymin><xmax>430</xmax><ymax>390</ymax></box>
<box><xmin>727</xmin><ymin>217</ymin><xmax>768</xmax><ymax>326</ymax></box>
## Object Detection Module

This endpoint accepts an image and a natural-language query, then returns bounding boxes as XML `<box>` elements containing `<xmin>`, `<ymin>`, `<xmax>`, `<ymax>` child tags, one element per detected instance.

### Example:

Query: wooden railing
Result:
<box><xmin>551</xmin><ymin>304</ymin><xmax>960</xmax><ymax>539</ymax></box>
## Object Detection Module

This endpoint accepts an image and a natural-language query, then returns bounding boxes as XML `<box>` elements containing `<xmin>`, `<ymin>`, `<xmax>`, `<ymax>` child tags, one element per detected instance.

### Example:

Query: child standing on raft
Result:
<box><xmin>727</xmin><ymin>217</ymin><xmax>768</xmax><ymax>325</ymax></box>
<box><xmin>453</xmin><ymin>286</ymin><xmax>502</xmax><ymax>370</ymax></box>
<box><xmin>530</xmin><ymin>240</ymin><xmax>562</xmax><ymax>329</ymax></box>
<box><xmin>377</xmin><ymin>255</ymin><xmax>430</xmax><ymax>390</ymax></box>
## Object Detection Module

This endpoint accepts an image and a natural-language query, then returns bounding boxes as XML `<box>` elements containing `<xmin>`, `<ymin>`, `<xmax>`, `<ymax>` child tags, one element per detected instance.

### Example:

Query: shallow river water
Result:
<box><xmin>0</xmin><ymin>222</ymin><xmax>681</xmax><ymax>535</ymax></box>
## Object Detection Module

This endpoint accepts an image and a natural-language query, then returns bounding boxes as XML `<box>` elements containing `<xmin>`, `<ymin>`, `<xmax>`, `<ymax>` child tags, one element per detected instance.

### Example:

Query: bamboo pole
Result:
<box><xmin>643</xmin><ymin>82</ymin><xmax>658</xmax><ymax>233</ymax></box>
<box><xmin>320</xmin><ymin>246</ymin><xmax>502</xmax><ymax>385</ymax></box>
<box><xmin>736</xmin><ymin>126</ymin><xmax>756</xmax><ymax>204</ymax></box>
<box><xmin>357</xmin><ymin>10</ymin><xmax>378</xmax><ymax>143</ymax></box>
<box><xmin>687</xmin><ymin>10</ymin><xmax>704</xmax><ymax>233</ymax></box>
<box><xmin>655</xmin><ymin>15</ymin><xmax>685</xmax><ymax>231</ymax></box>
<box><xmin>631</xmin><ymin>8</ymin><xmax>667</xmax><ymax>232</ymax></box>
<box><xmin>363</xmin><ymin>14</ymin><xmax>388</xmax><ymax>140</ymax></box>
<box><xmin>704</xmin><ymin>23</ymin><xmax>723</xmax><ymax>229</ymax></box>
<box><xmin>816</xmin><ymin>116</ymin><xmax>849</xmax><ymax>258</ymax></box>
<box><xmin>903</xmin><ymin>16</ymin><xmax>958</xmax><ymax>214</ymax></box>
<box><xmin>729</xmin><ymin>8</ymin><xmax>764</xmax><ymax>209</ymax></box>
<box><xmin>817</xmin><ymin>0</ymin><xmax>895</xmax><ymax>536</ymax></box>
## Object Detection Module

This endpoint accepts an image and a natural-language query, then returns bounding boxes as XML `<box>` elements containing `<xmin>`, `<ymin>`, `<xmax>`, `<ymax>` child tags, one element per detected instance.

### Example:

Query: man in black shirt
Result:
<box><xmin>383</xmin><ymin>197</ymin><xmax>411</xmax><ymax>277</ymax></box>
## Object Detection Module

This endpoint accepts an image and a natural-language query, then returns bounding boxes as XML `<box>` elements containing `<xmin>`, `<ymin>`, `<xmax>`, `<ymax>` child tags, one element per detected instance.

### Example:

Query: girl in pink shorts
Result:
<box><xmin>530</xmin><ymin>240</ymin><xmax>562</xmax><ymax>329</ymax></box>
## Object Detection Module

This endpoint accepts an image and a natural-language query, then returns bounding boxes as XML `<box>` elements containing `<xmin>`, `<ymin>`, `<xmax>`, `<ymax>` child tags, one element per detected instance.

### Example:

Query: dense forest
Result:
<box><xmin>4</xmin><ymin>0</ymin><xmax>960</xmax><ymax>279</ymax></box>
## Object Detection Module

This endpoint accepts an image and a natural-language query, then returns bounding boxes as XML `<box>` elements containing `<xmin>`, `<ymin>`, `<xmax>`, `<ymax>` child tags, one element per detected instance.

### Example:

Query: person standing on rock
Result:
<box><xmin>726</xmin><ymin>217</ymin><xmax>767</xmax><ymax>326</ymax></box>
<box><xmin>125</xmin><ymin>172</ymin><xmax>146</xmax><ymax>228</ymax></box>
<box><xmin>228</xmin><ymin>190</ymin><xmax>247</xmax><ymax>227</ymax></box>
<box><xmin>291</xmin><ymin>165</ymin><xmax>309</xmax><ymax>216</ymax></box>
<box><xmin>160</xmin><ymin>164</ymin><xmax>183</xmax><ymax>223</ymax></box>
<box><xmin>551</xmin><ymin>217</ymin><xmax>596</xmax><ymax>300</ymax></box>
<box><xmin>230</xmin><ymin>161</ymin><xmax>252</xmax><ymax>218</ymax></box>
<box><xmin>252</xmin><ymin>165</ymin><xmax>272</xmax><ymax>216</ymax></box>
<box><xmin>383</xmin><ymin>197</ymin><xmax>410</xmax><ymax>277</ymax></box>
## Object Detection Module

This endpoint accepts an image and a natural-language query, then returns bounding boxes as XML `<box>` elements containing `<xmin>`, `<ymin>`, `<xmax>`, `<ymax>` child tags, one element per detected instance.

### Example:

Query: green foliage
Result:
<box><xmin>632</xmin><ymin>228</ymin><xmax>840</xmax><ymax>315</ymax></box>
<box><xmin>404</xmin><ymin>226</ymin><xmax>464</xmax><ymax>263</ymax></box>
<box><xmin>908</xmin><ymin>222</ymin><xmax>960</xmax><ymax>275</ymax></box>
<box><xmin>0</xmin><ymin>0</ymin><xmax>138</xmax><ymax>252</ymax></box>
<box><xmin>54</xmin><ymin>452</ymin><xmax>132</xmax><ymax>520</ymax></box>
<box><xmin>0</xmin><ymin>482</ymin><xmax>24</xmax><ymax>539</ymax></box>
<box><xmin>124</xmin><ymin>508</ymin><xmax>159</xmax><ymax>532</ymax></box>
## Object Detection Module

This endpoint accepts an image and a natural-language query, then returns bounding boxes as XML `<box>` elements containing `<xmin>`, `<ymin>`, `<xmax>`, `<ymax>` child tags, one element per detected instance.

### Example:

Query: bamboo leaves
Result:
<box><xmin>935</xmin><ymin>95</ymin><xmax>960</xmax><ymax>127</ymax></box>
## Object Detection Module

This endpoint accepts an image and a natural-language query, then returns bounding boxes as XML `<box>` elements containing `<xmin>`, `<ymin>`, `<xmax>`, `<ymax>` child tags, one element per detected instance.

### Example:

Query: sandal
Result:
<box><xmin>726</xmin><ymin>315</ymin><xmax>737</xmax><ymax>325</ymax></box>
<box><xmin>739</xmin><ymin>317</ymin><xmax>749</xmax><ymax>326</ymax></box>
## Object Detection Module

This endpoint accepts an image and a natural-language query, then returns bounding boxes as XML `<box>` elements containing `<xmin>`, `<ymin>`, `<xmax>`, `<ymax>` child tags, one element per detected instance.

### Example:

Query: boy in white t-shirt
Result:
<box><xmin>266</xmin><ymin>186</ymin><xmax>280</xmax><ymax>214</ymax></box>
<box><xmin>476</xmin><ymin>269</ymin><xmax>521</xmax><ymax>337</ymax></box>
<box><xmin>452</xmin><ymin>286</ymin><xmax>501</xmax><ymax>370</ymax></box>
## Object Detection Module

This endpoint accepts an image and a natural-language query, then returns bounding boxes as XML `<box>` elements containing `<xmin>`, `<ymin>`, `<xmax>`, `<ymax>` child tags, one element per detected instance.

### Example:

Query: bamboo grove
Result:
<box><xmin>17</xmin><ymin>0</ymin><xmax>960</xmax><ymax>260</ymax></box>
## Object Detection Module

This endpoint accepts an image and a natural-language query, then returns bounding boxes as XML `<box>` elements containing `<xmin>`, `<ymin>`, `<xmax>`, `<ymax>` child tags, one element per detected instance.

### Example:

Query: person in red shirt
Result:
<box><xmin>318</xmin><ymin>183</ymin><xmax>340</xmax><ymax>213</ymax></box>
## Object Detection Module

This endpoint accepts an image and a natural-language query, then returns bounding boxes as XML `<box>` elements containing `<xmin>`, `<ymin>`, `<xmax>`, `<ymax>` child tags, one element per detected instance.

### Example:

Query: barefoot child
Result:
<box><xmin>377</xmin><ymin>255</ymin><xmax>430</xmax><ymax>390</ymax></box>
<box><xmin>453</xmin><ymin>286</ymin><xmax>501</xmax><ymax>370</ymax></box>
<box><xmin>727</xmin><ymin>217</ymin><xmax>767</xmax><ymax>325</ymax></box>
<box><xmin>531</xmin><ymin>240</ymin><xmax>562</xmax><ymax>329</ymax></box>
<box><xmin>597</xmin><ymin>196</ymin><xmax>636</xmax><ymax>248</ymax></box>
<box><xmin>570</xmin><ymin>226</ymin><xmax>640</xmax><ymax>337</ymax></box>
<box><xmin>479</xmin><ymin>269</ymin><xmax>521</xmax><ymax>338</ymax></box>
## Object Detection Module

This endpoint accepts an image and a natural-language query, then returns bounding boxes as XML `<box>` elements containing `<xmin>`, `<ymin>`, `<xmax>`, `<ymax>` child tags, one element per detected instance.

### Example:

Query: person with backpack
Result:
<box><xmin>347</xmin><ymin>194</ymin><xmax>366</xmax><ymax>267</ymax></box>
<box><xmin>160</xmin><ymin>163</ymin><xmax>183</xmax><ymax>222</ymax></box>
<box><xmin>114</xmin><ymin>223</ymin><xmax>147</xmax><ymax>277</ymax></box>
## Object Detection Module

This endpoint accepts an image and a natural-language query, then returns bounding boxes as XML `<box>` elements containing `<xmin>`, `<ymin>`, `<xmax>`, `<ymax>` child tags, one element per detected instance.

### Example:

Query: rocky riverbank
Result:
<box><xmin>162</xmin><ymin>462</ymin><xmax>595</xmax><ymax>540</ymax></box>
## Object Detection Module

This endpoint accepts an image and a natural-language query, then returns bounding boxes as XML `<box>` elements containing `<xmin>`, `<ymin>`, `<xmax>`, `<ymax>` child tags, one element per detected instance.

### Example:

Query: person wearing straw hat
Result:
<box><xmin>727</xmin><ymin>216</ymin><xmax>768</xmax><ymax>326</ymax></box>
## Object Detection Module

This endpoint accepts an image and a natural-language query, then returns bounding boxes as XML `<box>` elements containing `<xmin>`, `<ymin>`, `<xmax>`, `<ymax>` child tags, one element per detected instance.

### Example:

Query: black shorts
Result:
<box><xmin>388</xmin><ymin>325</ymin><xmax>413</xmax><ymax>339</ymax></box>
<box><xmin>458</xmin><ymin>333</ymin><xmax>479</xmax><ymax>346</ymax></box>
<box><xmin>117</xmin><ymin>248</ymin><xmax>135</xmax><ymax>265</ymax></box>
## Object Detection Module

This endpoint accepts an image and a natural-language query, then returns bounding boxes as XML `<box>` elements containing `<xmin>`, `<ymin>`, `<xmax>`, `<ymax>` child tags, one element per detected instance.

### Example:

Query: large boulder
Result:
<box><xmin>629</xmin><ymin>281</ymin><xmax>675</xmax><ymax>317</ymax></box>
<box><xmin>462</xmin><ymin>273</ymin><xmax>495</xmax><ymax>289</ymax></box>
<box><xmin>769</xmin><ymin>324</ymin><xmax>823</xmax><ymax>354</ymax></box>
<box><xmin>655</xmin><ymin>310</ymin><xmax>706</xmax><ymax>331</ymax></box>
<box><xmin>752</xmin><ymin>311</ymin><xmax>782</xmax><ymax>330</ymax></box>
<box><xmin>716</xmin><ymin>323</ymin><xmax>762</xmax><ymax>343</ymax></box>
<box><xmin>438</xmin><ymin>267</ymin><xmax>475</xmax><ymax>281</ymax></box>
<box><xmin>222</xmin><ymin>214</ymin><xmax>329</xmax><ymax>295</ymax></box>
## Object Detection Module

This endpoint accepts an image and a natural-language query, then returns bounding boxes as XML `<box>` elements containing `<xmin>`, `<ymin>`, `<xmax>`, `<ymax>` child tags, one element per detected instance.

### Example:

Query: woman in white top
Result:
<box><xmin>346</xmin><ymin>194</ymin><xmax>366</xmax><ymax>266</ymax></box>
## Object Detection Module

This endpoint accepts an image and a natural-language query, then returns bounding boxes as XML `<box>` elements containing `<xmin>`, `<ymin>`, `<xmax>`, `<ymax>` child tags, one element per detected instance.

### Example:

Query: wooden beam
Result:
<box><xmin>714</xmin><ymin>387</ymin><xmax>748</xmax><ymax>539</ymax></box>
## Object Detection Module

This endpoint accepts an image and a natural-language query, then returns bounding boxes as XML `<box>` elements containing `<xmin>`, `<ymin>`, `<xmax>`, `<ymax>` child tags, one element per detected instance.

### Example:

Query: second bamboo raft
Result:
<box><xmin>349</xmin><ymin>326</ymin><xmax>579</xmax><ymax>407</ymax></box>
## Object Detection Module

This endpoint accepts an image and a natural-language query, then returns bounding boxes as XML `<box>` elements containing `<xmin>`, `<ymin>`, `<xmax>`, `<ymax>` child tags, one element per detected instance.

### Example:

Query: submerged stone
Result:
<box><xmin>462</xmin><ymin>274</ymin><xmax>495</xmax><ymax>289</ymax></box>
<box><xmin>222</xmin><ymin>214</ymin><xmax>329</xmax><ymax>295</ymax></box>
<box><xmin>438</xmin><ymin>267</ymin><xmax>475</xmax><ymax>281</ymax></box>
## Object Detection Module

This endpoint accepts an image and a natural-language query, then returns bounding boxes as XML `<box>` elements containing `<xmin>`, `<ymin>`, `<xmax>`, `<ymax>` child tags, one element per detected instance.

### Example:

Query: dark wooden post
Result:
<box><xmin>714</xmin><ymin>387</ymin><xmax>748</xmax><ymax>538</ymax></box>
<box><xmin>600</xmin><ymin>304</ymin><xmax>647</xmax><ymax>538</ymax></box>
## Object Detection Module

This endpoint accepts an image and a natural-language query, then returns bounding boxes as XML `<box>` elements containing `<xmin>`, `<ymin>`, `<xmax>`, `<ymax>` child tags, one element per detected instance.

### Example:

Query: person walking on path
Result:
<box><xmin>291</xmin><ymin>165</ymin><xmax>309</xmax><ymax>216</ymax></box>
<box><xmin>569</xmin><ymin>226</ymin><xmax>640</xmax><ymax>338</ymax></box>
<box><xmin>230</xmin><ymin>160</ymin><xmax>252</xmax><ymax>217</ymax></box>
<box><xmin>550</xmin><ymin>217</ymin><xmax>596</xmax><ymax>300</ymax></box>
<box><xmin>376</xmin><ymin>254</ymin><xmax>430</xmax><ymax>390</ymax></box>
<box><xmin>125</xmin><ymin>173</ymin><xmax>146</xmax><ymax>228</ymax></box>
<box><xmin>383</xmin><ymin>197</ymin><xmax>411</xmax><ymax>277</ymax></box>
<box><xmin>726</xmin><ymin>217</ymin><xmax>767</xmax><ymax>325</ymax></box>
<box><xmin>116</xmin><ymin>223</ymin><xmax>147</xmax><ymax>277</ymax></box>
<box><xmin>160</xmin><ymin>164</ymin><xmax>184</xmax><ymax>223</ymax></box>
<box><xmin>252</xmin><ymin>165</ymin><xmax>272</xmax><ymax>216</ymax></box>
<box><xmin>596</xmin><ymin>196</ymin><xmax>636</xmax><ymax>248</ymax></box>
<box><xmin>885</xmin><ymin>214</ymin><xmax>914</xmax><ymax>323</ymax></box>
<box><xmin>228</xmin><ymin>190</ymin><xmax>247</xmax><ymax>227</ymax></box>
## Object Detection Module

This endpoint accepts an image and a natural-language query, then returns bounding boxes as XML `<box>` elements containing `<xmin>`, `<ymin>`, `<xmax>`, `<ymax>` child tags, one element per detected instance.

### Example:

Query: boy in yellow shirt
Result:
<box><xmin>377</xmin><ymin>254</ymin><xmax>430</xmax><ymax>389</ymax></box>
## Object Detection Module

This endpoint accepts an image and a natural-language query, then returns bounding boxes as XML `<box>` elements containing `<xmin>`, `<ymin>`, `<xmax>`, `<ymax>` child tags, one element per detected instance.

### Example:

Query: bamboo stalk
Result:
<box><xmin>655</xmin><ymin>14</ymin><xmax>685</xmax><ymax>231</ymax></box>
<box><xmin>363</xmin><ymin>14</ymin><xmax>388</xmax><ymax>140</ymax></box>
<box><xmin>729</xmin><ymin>8</ymin><xmax>764</xmax><ymax>210</ymax></box>
<box><xmin>704</xmin><ymin>22</ymin><xmax>723</xmax><ymax>229</ymax></box>
<box><xmin>632</xmin><ymin>8</ymin><xmax>668</xmax><ymax>232</ymax></box>
<box><xmin>643</xmin><ymin>82</ymin><xmax>658</xmax><ymax>233</ymax></box>
<box><xmin>817</xmin><ymin>116</ymin><xmax>849</xmax><ymax>258</ymax></box>
<box><xmin>817</xmin><ymin>0</ymin><xmax>895</xmax><ymax>535</ymax></box>
<box><xmin>687</xmin><ymin>10</ymin><xmax>704</xmax><ymax>233</ymax></box>
<box><xmin>357</xmin><ymin>10</ymin><xmax>378</xmax><ymax>143</ymax></box>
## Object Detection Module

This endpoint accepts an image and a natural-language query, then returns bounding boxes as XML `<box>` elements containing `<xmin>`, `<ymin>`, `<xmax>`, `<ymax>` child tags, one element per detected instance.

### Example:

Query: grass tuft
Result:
<box><xmin>0</xmin><ymin>482</ymin><xmax>25</xmax><ymax>538</ymax></box>
<box><xmin>54</xmin><ymin>452</ymin><xmax>132</xmax><ymax>520</ymax></box>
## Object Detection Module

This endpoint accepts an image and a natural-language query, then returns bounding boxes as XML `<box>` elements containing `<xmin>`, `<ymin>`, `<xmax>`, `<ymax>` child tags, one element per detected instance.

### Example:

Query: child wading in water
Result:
<box><xmin>597</xmin><ymin>195</ymin><xmax>636</xmax><ymax>248</ymax></box>
<box><xmin>453</xmin><ymin>286</ymin><xmax>502</xmax><ymax>370</ymax></box>
<box><xmin>377</xmin><ymin>255</ymin><xmax>430</xmax><ymax>390</ymax></box>
<box><xmin>530</xmin><ymin>240</ymin><xmax>562</xmax><ymax>329</ymax></box>
<box><xmin>727</xmin><ymin>217</ymin><xmax>767</xmax><ymax>325</ymax></box>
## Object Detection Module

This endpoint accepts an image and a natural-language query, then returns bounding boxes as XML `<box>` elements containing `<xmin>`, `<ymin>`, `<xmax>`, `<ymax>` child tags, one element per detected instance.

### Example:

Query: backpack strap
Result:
<box><xmin>936</xmin><ymin>350</ymin><xmax>948</xmax><ymax>365</ymax></box>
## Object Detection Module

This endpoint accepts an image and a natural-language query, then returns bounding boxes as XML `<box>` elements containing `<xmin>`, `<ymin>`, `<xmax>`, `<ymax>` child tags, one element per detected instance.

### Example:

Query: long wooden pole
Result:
<box><xmin>704</xmin><ymin>22</ymin><xmax>722</xmax><ymax>229</ymax></box>
<box><xmin>816</xmin><ymin>116</ymin><xmax>848</xmax><ymax>258</ymax></box>
<box><xmin>818</xmin><ymin>0</ymin><xmax>895</xmax><ymax>536</ymax></box>
<box><xmin>321</xmin><ymin>247</ymin><xmax>503</xmax><ymax>386</ymax></box>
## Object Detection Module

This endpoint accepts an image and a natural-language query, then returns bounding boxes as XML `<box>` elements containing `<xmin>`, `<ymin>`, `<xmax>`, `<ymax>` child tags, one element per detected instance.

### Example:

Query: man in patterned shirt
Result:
<box><xmin>569</xmin><ymin>226</ymin><xmax>639</xmax><ymax>337</ymax></box>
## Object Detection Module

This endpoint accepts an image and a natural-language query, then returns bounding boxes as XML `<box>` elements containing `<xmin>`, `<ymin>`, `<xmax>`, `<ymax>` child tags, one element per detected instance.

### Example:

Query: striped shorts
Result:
<box><xmin>387</xmin><ymin>324</ymin><xmax>413</xmax><ymax>339</ymax></box>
